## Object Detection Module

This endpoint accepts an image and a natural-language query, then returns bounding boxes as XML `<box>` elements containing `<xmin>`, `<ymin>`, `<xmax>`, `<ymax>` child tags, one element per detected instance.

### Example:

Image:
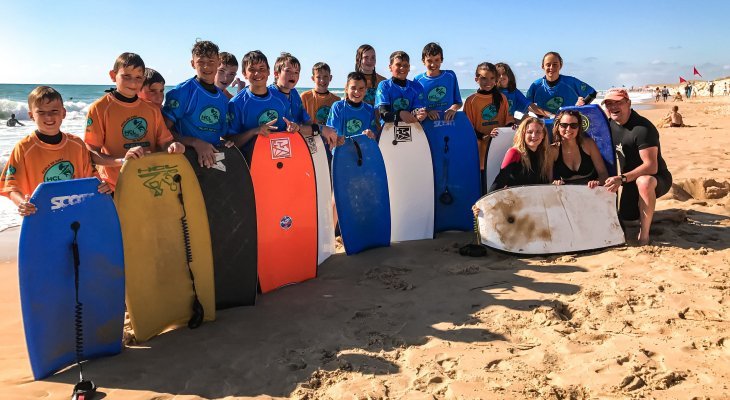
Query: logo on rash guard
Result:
<box><xmin>258</xmin><ymin>109</ymin><xmax>279</xmax><ymax>125</ymax></box>
<box><xmin>122</xmin><ymin>117</ymin><xmax>148</xmax><ymax>140</ymax></box>
<box><xmin>545</xmin><ymin>97</ymin><xmax>564</xmax><ymax>112</ymax></box>
<box><xmin>44</xmin><ymin>161</ymin><xmax>74</xmax><ymax>182</ymax></box>
<box><xmin>86</xmin><ymin>117</ymin><xmax>93</xmax><ymax>127</ymax></box>
<box><xmin>428</xmin><ymin>86</ymin><xmax>447</xmax><ymax>102</ymax></box>
<box><xmin>481</xmin><ymin>104</ymin><xmax>497</xmax><ymax>121</ymax></box>
<box><xmin>226</xmin><ymin>112</ymin><xmax>234</xmax><ymax>124</ymax></box>
<box><xmin>580</xmin><ymin>83</ymin><xmax>587</xmax><ymax>92</ymax></box>
<box><xmin>393</xmin><ymin>98</ymin><xmax>410</xmax><ymax>111</ymax></box>
<box><xmin>167</xmin><ymin>99</ymin><xmax>180</xmax><ymax>109</ymax></box>
<box><xmin>199</xmin><ymin>106</ymin><xmax>221</xmax><ymax>125</ymax></box>
<box><xmin>346</xmin><ymin>118</ymin><xmax>363</xmax><ymax>134</ymax></box>
<box><xmin>5</xmin><ymin>165</ymin><xmax>16</xmax><ymax>177</ymax></box>
<box><xmin>507</xmin><ymin>99</ymin><xmax>514</xmax><ymax>112</ymax></box>
<box><xmin>316</xmin><ymin>106</ymin><xmax>331</xmax><ymax>124</ymax></box>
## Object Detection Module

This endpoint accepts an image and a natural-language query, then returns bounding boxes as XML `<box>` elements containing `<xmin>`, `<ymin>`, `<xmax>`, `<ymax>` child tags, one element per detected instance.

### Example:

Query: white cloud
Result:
<box><xmin>515</xmin><ymin>62</ymin><xmax>528</xmax><ymax>67</ymax></box>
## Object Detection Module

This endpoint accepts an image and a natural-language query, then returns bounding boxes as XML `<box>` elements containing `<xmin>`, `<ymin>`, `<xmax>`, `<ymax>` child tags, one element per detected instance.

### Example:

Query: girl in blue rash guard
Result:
<box><xmin>526</xmin><ymin>51</ymin><xmax>597</xmax><ymax>118</ymax></box>
<box><xmin>327</xmin><ymin>72</ymin><xmax>378</xmax><ymax>149</ymax></box>
<box><xmin>496</xmin><ymin>62</ymin><xmax>530</xmax><ymax>118</ymax></box>
<box><xmin>375</xmin><ymin>51</ymin><xmax>427</xmax><ymax>128</ymax></box>
<box><xmin>414</xmin><ymin>42</ymin><xmax>462</xmax><ymax>121</ymax></box>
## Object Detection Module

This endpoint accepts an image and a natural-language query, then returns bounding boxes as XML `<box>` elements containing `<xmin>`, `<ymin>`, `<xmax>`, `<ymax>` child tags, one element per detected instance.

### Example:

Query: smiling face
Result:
<box><xmin>110</xmin><ymin>65</ymin><xmax>145</xmax><ymax>98</ymax></box>
<box><xmin>389</xmin><ymin>57</ymin><xmax>410</xmax><ymax>80</ymax></box>
<box><xmin>191</xmin><ymin>53</ymin><xmax>221</xmax><ymax>85</ymax></box>
<box><xmin>244</xmin><ymin>61</ymin><xmax>270</xmax><ymax>92</ymax></box>
<box><xmin>215</xmin><ymin>63</ymin><xmax>238</xmax><ymax>89</ymax></box>
<box><xmin>139</xmin><ymin>82</ymin><xmax>165</xmax><ymax>107</ymax></box>
<box><xmin>312</xmin><ymin>70</ymin><xmax>332</xmax><ymax>92</ymax></box>
<box><xmin>275</xmin><ymin>61</ymin><xmax>300</xmax><ymax>91</ymax></box>
<box><xmin>557</xmin><ymin>114</ymin><xmax>580</xmax><ymax>142</ymax></box>
<box><xmin>542</xmin><ymin>54</ymin><xmax>562</xmax><ymax>81</ymax></box>
<box><xmin>346</xmin><ymin>78</ymin><xmax>367</xmax><ymax>104</ymax></box>
<box><xmin>423</xmin><ymin>54</ymin><xmax>443</xmax><ymax>77</ymax></box>
<box><xmin>497</xmin><ymin>66</ymin><xmax>509</xmax><ymax>89</ymax></box>
<box><xmin>361</xmin><ymin>49</ymin><xmax>376</xmax><ymax>74</ymax></box>
<box><xmin>524</xmin><ymin>122</ymin><xmax>545</xmax><ymax>152</ymax></box>
<box><xmin>604</xmin><ymin>98</ymin><xmax>631</xmax><ymax>125</ymax></box>
<box><xmin>475</xmin><ymin>68</ymin><xmax>497</xmax><ymax>91</ymax></box>
<box><xmin>29</xmin><ymin>98</ymin><xmax>66</xmax><ymax>135</ymax></box>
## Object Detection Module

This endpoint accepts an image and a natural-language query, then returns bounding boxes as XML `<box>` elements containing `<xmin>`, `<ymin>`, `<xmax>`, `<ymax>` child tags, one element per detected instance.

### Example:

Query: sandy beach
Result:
<box><xmin>1</xmin><ymin>96</ymin><xmax>729</xmax><ymax>399</ymax></box>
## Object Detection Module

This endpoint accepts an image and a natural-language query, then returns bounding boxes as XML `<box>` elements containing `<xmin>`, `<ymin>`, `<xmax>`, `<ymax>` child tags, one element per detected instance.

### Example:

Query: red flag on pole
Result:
<box><xmin>693</xmin><ymin>66</ymin><xmax>702</xmax><ymax>77</ymax></box>
<box><xmin>679</xmin><ymin>76</ymin><xmax>687</xmax><ymax>83</ymax></box>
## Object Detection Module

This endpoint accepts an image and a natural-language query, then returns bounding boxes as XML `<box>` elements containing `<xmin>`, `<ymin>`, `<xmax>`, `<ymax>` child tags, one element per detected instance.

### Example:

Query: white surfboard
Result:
<box><xmin>379</xmin><ymin>122</ymin><xmax>434</xmax><ymax>242</ymax></box>
<box><xmin>485</xmin><ymin>127</ymin><xmax>516</xmax><ymax>192</ymax></box>
<box><xmin>475</xmin><ymin>185</ymin><xmax>625</xmax><ymax>254</ymax></box>
<box><xmin>305</xmin><ymin>135</ymin><xmax>335</xmax><ymax>264</ymax></box>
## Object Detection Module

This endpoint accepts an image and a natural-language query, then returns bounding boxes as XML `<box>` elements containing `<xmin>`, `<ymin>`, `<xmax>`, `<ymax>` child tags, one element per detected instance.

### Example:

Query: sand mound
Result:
<box><xmin>668</xmin><ymin>178</ymin><xmax>730</xmax><ymax>200</ymax></box>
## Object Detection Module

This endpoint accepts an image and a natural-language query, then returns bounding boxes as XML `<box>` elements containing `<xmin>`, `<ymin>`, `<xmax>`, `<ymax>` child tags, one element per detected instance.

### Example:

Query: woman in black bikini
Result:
<box><xmin>551</xmin><ymin>110</ymin><xmax>608</xmax><ymax>188</ymax></box>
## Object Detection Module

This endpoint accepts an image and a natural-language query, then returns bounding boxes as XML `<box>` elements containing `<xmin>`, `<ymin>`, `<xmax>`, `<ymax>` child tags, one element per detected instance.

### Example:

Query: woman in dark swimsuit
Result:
<box><xmin>551</xmin><ymin>109</ymin><xmax>608</xmax><ymax>188</ymax></box>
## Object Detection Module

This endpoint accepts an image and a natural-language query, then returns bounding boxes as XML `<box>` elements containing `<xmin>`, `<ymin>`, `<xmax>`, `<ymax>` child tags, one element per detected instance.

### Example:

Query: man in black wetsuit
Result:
<box><xmin>603</xmin><ymin>88</ymin><xmax>672</xmax><ymax>245</ymax></box>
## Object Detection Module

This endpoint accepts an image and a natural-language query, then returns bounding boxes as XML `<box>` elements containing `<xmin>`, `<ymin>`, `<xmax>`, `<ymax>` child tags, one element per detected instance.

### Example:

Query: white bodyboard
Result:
<box><xmin>305</xmin><ymin>135</ymin><xmax>335</xmax><ymax>264</ymax></box>
<box><xmin>379</xmin><ymin>122</ymin><xmax>434</xmax><ymax>242</ymax></box>
<box><xmin>485</xmin><ymin>127</ymin><xmax>516</xmax><ymax>192</ymax></box>
<box><xmin>475</xmin><ymin>185</ymin><xmax>625</xmax><ymax>254</ymax></box>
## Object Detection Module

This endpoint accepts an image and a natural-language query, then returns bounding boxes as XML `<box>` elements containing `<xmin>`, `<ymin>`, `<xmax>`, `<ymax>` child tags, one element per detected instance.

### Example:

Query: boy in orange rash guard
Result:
<box><xmin>463</xmin><ymin>62</ymin><xmax>514</xmax><ymax>171</ymax></box>
<box><xmin>84</xmin><ymin>52</ymin><xmax>184</xmax><ymax>191</ymax></box>
<box><xmin>0</xmin><ymin>86</ymin><xmax>111</xmax><ymax>216</ymax></box>
<box><xmin>301</xmin><ymin>62</ymin><xmax>341</xmax><ymax>125</ymax></box>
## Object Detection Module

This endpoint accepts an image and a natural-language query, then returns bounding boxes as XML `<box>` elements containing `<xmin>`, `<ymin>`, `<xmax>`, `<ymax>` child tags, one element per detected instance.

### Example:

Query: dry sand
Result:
<box><xmin>1</xmin><ymin>97</ymin><xmax>729</xmax><ymax>399</ymax></box>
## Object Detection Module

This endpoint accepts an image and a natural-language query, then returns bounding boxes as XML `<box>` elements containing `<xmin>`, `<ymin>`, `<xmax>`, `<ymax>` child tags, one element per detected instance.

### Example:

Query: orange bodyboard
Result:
<box><xmin>249</xmin><ymin>132</ymin><xmax>317</xmax><ymax>293</ymax></box>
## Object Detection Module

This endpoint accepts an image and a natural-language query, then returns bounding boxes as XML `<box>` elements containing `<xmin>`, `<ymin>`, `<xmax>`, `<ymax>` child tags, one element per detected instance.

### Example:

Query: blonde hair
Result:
<box><xmin>28</xmin><ymin>86</ymin><xmax>63</xmax><ymax>110</ymax></box>
<box><xmin>513</xmin><ymin>117</ymin><xmax>553</xmax><ymax>182</ymax></box>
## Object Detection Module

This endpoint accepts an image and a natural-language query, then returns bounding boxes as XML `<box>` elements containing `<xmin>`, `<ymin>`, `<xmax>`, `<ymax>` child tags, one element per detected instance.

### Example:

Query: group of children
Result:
<box><xmin>1</xmin><ymin>39</ymin><xmax>599</xmax><ymax>216</ymax></box>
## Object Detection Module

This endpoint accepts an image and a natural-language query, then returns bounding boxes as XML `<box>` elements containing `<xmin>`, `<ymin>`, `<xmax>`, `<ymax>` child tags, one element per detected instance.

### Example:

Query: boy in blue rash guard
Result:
<box><xmin>526</xmin><ymin>51</ymin><xmax>597</xmax><ymax>118</ymax></box>
<box><xmin>228</xmin><ymin>51</ymin><xmax>336</xmax><ymax>160</ymax></box>
<box><xmin>496</xmin><ymin>62</ymin><xmax>530</xmax><ymax>118</ymax></box>
<box><xmin>326</xmin><ymin>72</ymin><xmax>378</xmax><ymax>148</ymax></box>
<box><xmin>163</xmin><ymin>40</ymin><xmax>230</xmax><ymax>168</ymax></box>
<box><xmin>375</xmin><ymin>51</ymin><xmax>427</xmax><ymax>129</ymax></box>
<box><xmin>414</xmin><ymin>42</ymin><xmax>462</xmax><ymax>121</ymax></box>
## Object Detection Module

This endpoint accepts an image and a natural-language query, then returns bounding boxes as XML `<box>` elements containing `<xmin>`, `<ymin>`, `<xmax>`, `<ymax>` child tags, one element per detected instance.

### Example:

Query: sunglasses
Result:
<box><xmin>558</xmin><ymin>122</ymin><xmax>579</xmax><ymax>129</ymax></box>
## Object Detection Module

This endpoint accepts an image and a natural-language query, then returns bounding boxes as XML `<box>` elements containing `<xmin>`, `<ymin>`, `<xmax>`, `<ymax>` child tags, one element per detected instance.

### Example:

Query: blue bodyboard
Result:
<box><xmin>422</xmin><ymin>112</ymin><xmax>481</xmax><ymax>232</ymax></box>
<box><xmin>559</xmin><ymin>104</ymin><xmax>617</xmax><ymax>175</ymax></box>
<box><xmin>18</xmin><ymin>178</ymin><xmax>125</xmax><ymax>380</ymax></box>
<box><xmin>332</xmin><ymin>135</ymin><xmax>391</xmax><ymax>255</ymax></box>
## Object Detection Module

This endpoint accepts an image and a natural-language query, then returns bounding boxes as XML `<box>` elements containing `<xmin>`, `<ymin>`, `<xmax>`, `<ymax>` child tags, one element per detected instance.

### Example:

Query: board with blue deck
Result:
<box><xmin>422</xmin><ymin>112</ymin><xmax>481</xmax><ymax>232</ymax></box>
<box><xmin>18</xmin><ymin>178</ymin><xmax>124</xmax><ymax>380</ymax></box>
<box><xmin>558</xmin><ymin>104</ymin><xmax>617</xmax><ymax>175</ymax></box>
<box><xmin>332</xmin><ymin>135</ymin><xmax>391</xmax><ymax>255</ymax></box>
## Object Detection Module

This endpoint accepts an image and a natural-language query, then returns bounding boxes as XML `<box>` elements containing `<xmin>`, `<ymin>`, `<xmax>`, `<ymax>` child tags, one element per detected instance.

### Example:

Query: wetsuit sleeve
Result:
<box><xmin>0</xmin><ymin>142</ymin><xmax>29</xmax><ymax>197</ymax></box>
<box><xmin>498</xmin><ymin>93</ymin><xmax>514</xmax><ymax>126</ymax></box>
<box><xmin>379</xmin><ymin>105</ymin><xmax>397</xmax><ymax>123</ymax></box>
<box><xmin>526</xmin><ymin>81</ymin><xmax>538</xmax><ymax>102</ymax></box>
<box><xmin>501</xmin><ymin>148</ymin><xmax>521</xmax><ymax>169</ymax></box>
<box><xmin>153</xmin><ymin>109</ymin><xmax>174</xmax><ymax>148</ymax></box>
<box><xmin>162</xmin><ymin>85</ymin><xmax>190</xmax><ymax>124</ymax></box>
<box><xmin>375</xmin><ymin>81</ymin><xmax>389</xmax><ymax>108</ymax></box>
<box><xmin>572</xmin><ymin>77</ymin><xmax>596</xmax><ymax>101</ymax></box>
<box><xmin>463</xmin><ymin>96</ymin><xmax>482</xmax><ymax>138</ymax></box>
<box><xmin>634</xmin><ymin>124</ymin><xmax>660</xmax><ymax>150</ymax></box>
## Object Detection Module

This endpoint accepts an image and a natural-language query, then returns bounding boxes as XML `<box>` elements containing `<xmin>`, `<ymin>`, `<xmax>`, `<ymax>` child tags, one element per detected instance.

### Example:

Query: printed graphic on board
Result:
<box><xmin>270</xmin><ymin>137</ymin><xmax>292</xmax><ymax>159</ymax></box>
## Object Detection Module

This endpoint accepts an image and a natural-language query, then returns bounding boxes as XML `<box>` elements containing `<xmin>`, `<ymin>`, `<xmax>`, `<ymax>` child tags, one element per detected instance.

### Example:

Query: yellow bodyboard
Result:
<box><xmin>115</xmin><ymin>153</ymin><xmax>215</xmax><ymax>342</ymax></box>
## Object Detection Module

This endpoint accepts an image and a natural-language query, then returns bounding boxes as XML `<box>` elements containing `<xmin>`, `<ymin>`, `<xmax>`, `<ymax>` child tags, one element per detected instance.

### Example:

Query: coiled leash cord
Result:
<box><xmin>173</xmin><ymin>174</ymin><xmax>204</xmax><ymax>329</ymax></box>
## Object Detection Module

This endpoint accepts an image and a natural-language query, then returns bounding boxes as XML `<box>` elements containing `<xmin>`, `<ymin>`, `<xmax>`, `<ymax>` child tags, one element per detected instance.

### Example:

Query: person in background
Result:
<box><xmin>215</xmin><ymin>52</ymin><xmax>239</xmax><ymax>99</ymax></box>
<box><xmin>5</xmin><ymin>114</ymin><xmax>24</xmax><ymax>127</ymax></box>
<box><xmin>138</xmin><ymin>68</ymin><xmax>165</xmax><ymax>107</ymax></box>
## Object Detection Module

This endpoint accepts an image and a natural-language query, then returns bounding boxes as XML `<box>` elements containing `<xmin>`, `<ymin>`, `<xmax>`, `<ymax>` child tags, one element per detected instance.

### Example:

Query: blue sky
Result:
<box><xmin>2</xmin><ymin>0</ymin><xmax>729</xmax><ymax>89</ymax></box>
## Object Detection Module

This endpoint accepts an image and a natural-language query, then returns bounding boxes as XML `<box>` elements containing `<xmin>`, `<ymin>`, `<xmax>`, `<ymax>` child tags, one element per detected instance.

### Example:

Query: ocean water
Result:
<box><xmin>0</xmin><ymin>83</ymin><xmax>649</xmax><ymax>231</ymax></box>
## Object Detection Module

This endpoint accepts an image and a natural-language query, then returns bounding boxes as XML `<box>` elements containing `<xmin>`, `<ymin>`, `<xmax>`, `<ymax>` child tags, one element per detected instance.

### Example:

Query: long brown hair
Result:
<box><xmin>355</xmin><ymin>44</ymin><xmax>378</xmax><ymax>88</ymax></box>
<box><xmin>552</xmin><ymin>110</ymin><xmax>585</xmax><ymax>147</ymax></box>
<box><xmin>513</xmin><ymin>117</ymin><xmax>553</xmax><ymax>182</ymax></box>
